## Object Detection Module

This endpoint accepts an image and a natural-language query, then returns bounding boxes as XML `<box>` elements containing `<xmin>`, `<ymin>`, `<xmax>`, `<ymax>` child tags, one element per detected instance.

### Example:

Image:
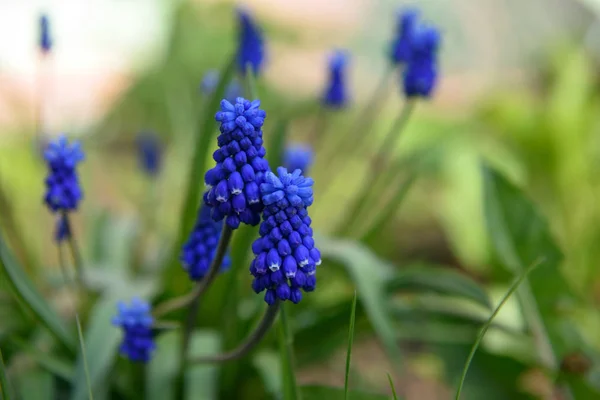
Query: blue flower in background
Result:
<box><xmin>181</xmin><ymin>204</ymin><xmax>231</xmax><ymax>280</ymax></box>
<box><xmin>237</xmin><ymin>8</ymin><xmax>265</xmax><ymax>75</ymax></box>
<box><xmin>323</xmin><ymin>50</ymin><xmax>350</xmax><ymax>108</ymax></box>
<box><xmin>112</xmin><ymin>298</ymin><xmax>155</xmax><ymax>363</ymax></box>
<box><xmin>43</xmin><ymin>135</ymin><xmax>84</xmax><ymax>212</ymax></box>
<box><xmin>136</xmin><ymin>132</ymin><xmax>162</xmax><ymax>177</ymax></box>
<box><xmin>39</xmin><ymin>14</ymin><xmax>52</xmax><ymax>54</ymax></box>
<box><xmin>403</xmin><ymin>25</ymin><xmax>440</xmax><ymax>98</ymax></box>
<box><xmin>250</xmin><ymin>167</ymin><xmax>320</xmax><ymax>305</ymax></box>
<box><xmin>54</xmin><ymin>214</ymin><xmax>70</xmax><ymax>243</ymax></box>
<box><xmin>389</xmin><ymin>8</ymin><xmax>419</xmax><ymax>65</ymax></box>
<box><xmin>204</xmin><ymin>97</ymin><xmax>270</xmax><ymax>229</ymax></box>
<box><xmin>284</xmin><ymin>144</ymin><xmax>314</xmax><ymax>174</ymax></box>
<box><xmin>200</xmin><ymin>70</ymin><xmax>243</xmax><ymax>103</ymax></box>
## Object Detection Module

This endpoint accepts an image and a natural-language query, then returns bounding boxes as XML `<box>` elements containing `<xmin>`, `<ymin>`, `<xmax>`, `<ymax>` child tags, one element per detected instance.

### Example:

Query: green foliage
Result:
<box><xmin>344</xmin><ymin>292</ymin><xmax>358</xmax><ymax>400</ymax></box>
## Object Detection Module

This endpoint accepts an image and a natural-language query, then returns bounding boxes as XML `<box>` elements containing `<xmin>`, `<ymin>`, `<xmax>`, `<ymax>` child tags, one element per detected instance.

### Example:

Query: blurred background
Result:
<box><xmin>3</xmin><ymin>0</ymin><xmax>600</xmax><ymax>399</ymax></box>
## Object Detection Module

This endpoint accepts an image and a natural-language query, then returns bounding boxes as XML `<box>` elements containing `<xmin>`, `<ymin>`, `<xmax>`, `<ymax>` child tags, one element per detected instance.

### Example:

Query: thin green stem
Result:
<box><xmin>0</xmin><ymin>346</ymin><xmax>12</xmax><ymax>400</ymax></box>
<box><xmin>454</xmin><ymin>258</ymin><xmax>545</xmax><ymax>400</ymax></box>
<box><xmin>344</xmin><ymin>292</ymin><xmax>358</xmax><ymax>400</ymax></box>
<box><xmin>57</xmin><ymin>244</ymin><xmax>71</xmax><ymax>286</ymax></box>
<box><xmin>190</xmin><ymin>301</ymin><xmax>280</xmax><ymax>363</ymax></box>
<box><xmin>278</xmin><ymin>304</ymin><xmax>300</xmax><ymax>400</ymax></box>
<box><xmin>62</xmin><ymin>212</ymin><xmax>85</xmax><ymax>285</ymax></box>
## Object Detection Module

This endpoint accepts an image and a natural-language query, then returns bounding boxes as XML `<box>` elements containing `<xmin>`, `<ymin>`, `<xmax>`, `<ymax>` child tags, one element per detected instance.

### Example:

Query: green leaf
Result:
<box><xmin>300</xmin><ymin>385</ymin><xmax>391</xmax><ymax>400</ymax></box>
<box><xmin>386</xmin><ymin>264</ymin><xmax>491</xmax><ymax>309</ymax></box>
<box><xmin>9</xmin><ymin>337</ymin><xmax>72</xmax><ymax>381</ymax></box>
<box><xmin>75</xmin><ymin>315</ymin><xmax>94</xmax><ymax>400</ymax></box>
<box><xmin>317</xmin><ymin>234</ymin><xmax>403</xmax><ymax>369</ymax></box>
<box><xmin>253</xmin><ymin>351</ymin><xmax>282</xmax><ymax>397</ymax></box>
<box><xmin>147</xmin><ymin>331</ymin><xmax>179</xmax><ymax>400</ymax></box>
<box><xmin>267</xmin><ymin>119</ymin><xmax>289</xmax><ymax>169</ymax></box>
<box><xmin>70</xmin><ymin>298</ymin><xmax>121</xmax><ymax>400</ymax></box>
<box><xmin>386</xmin><ymin>373</ymin><xmax>398</xmax><ymax>400</ymax></box>
<box><xmin>279</xmin><ymin>304</ymin><xmax>300</xmax><ymax>400</ymax></box>
<box><xmin>455</xmin><ymin>258</ymin><xmax>543</xmax><ymax>400</ymax></box>
<box><xmin>344</xmin><ymin>292</ymin><xmax>358</xmax><ymax>400</ymax></box>
<box><xmin>0</xmin><ymin>347</ymin><xmax>12</xmax><ymax>400</ymax></box>
<box><xmin>17</xmin><ymin>370</ymin><xmax>54</xmax><ymax>400</ymax></box>
<box><xmin>0</xmin><ymin>232</ymin><xmax>74</xmax><ymax>351</ymax></box>
<box><xmin>185</xmin><ymin>331</ymin><xmax>221</xmax><ymax>400</ymax></box>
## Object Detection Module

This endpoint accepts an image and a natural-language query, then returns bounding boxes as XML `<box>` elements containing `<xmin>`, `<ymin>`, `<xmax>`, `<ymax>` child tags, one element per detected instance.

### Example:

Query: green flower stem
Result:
<box><xmin>62</xmin><ymin>212</ymin><xmax>85</xmax><ymax>285</ymax></box>
<box><xmin>189</xmin><ymin>301</ymin><xmax>280</xmax><ymax>363</ymax></box>
<box><xmin>278</xmin><ymin>304</ymin><xmax>300</xmax><ymax>400</ymax></box>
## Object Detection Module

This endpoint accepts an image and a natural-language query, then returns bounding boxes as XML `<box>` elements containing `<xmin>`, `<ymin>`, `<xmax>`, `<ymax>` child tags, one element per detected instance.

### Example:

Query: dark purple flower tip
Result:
<box><xmin>322</xmin><ymin>49</ymin><xmax>350</xmax><ymax>108</ymax></box>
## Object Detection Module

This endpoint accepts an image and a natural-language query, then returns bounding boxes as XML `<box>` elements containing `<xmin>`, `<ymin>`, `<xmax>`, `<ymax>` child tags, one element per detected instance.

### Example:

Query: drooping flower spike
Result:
<box><xmin>322</xmin><ymin>50</ymin><xmax>350</xmax><ymax>108</ymax></box>
<box><xmin>284</xmin><ymin>144</ymin><xmax>314</xmax><ymax>174</ymax></box>
<box><xmin>389</xmin><ymin>8</ymin><xmax>419</xmax><ymax>65</ymax></box>
<box><xmin>250</xmin><ymin>167</ymin><xmax>321</xmax><ymax>305</ymax></box>
<box><xmin>112</xmin><ymin>298</ymin><xmax>155</xmax><ymax>363</ymax></box>
<box><xmin>39</xmin><ymin>14</ymin><xmax>52</xmax><ymax>54</ymax></box>
<box><xmin>204</xmin><ymin>97</ymin><xmax>269</xmax><ymax>229</ymax></box>
<box><xmin>43</xmin><ymin>135</ymin><xmax>84</xmax><ymax>212</ymax></box>
<box><xmin>236</xmin><ymin>8</ymin><xmax>265</xmax><ymax>75</ymax></box>
<box><xmin>181</xmin><ymin>204</ymin><xmax>232</xmax><ymax>281</ymax></box>
<box><xmin>402</xmin><ymin>25</ymin><xmax>440</xmax><ymax>98</ymax></box>
<box><xmin>136</xmin><ymin>132</ymin><xmax>162</xmax><ymax>177</ymax></box>
<box><xmin>200</xmin><ymin>70</ymin><xmax>243</xmax><ymax>103</ymax></box>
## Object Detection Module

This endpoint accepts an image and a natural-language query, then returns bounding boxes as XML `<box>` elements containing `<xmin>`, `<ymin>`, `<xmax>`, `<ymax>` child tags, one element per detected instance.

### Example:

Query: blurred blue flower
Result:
<box><xmin>284</xmin><ymin>144</ymin><xmax>314</xmax><ymax>174</ymax></box>
<box><xmin>181</xmin><ymin>204</ymin><xmax>231</xmax><ymax>280</ymax></box>
<box><xmin>389</xmin><ymin>8</ymin><xmax>419</xmax><ymax>65</ymax></box>
<box><xmin>112</xmin><ymin>298</ymin><xmax>155</xmax><ymax>363</ymax></box>
<box><xmin>237</xmin><ymin>8</ymin><xmax>265</xmax><ymax>75</ymax></box>
<box><xmin>43</xmin><ymin>135</ymin><xmax>84</xmax><ymax>212</ymax></box>
<box><xmin>204</xmin><ymin>97</ymin><xmax>270</xmax><ymax>229</ymax></box>
<box><xmin>39</xmin><ymin>14</ymin><xmax>52</xmax><ymax>53</ymax></box>
<box><xmin>323</xmin><ymin>50</ymin><xmax>350</xmax><ymax>108</ymax></box>
<box><xmin>250</xmin><ymin>167</ymin><xmax>320</xmax><ymax>305</ymax></box>
<box><xmin>54</xmin><ymin>214</ymin><xmax>70</xmax><ymax>243</ymax></box>
<box><xmin>136</xmin><ymin>132</ymin><xmax>162</xmax><ymax>177</ymax></box>
<box><xmin>403</xmin><ymin>25</ymin><xmax>440</xmax><ymax>98</ymax></box>
<box><xmin>200</xmin><ymin>70</ymin><xmax>243</xmax><ymax>103</ymax></box>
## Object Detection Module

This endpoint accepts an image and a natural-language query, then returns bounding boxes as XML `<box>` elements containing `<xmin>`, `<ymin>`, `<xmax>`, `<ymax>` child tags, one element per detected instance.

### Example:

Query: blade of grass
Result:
<box><xmin>278</xmin><ymin>304</ymin><xmax>300</xmax><ymax>400</ymax></box>
<box><xmin>454</xmin><ymin>257</ymin><xmax>544</xmax><ymax>400</ymax></box>
<box><xmin>75</xmin><ymin>315</ymin><xmax>94</xmax><ymax>400</ymax></box>
<box><xmin>386</xmin><ymin>373</ymin><xmax>398</xmax><ymax>400</ymax></box>
<box><xmin>344</xmin><ymin>292</ymin><xmax>357</xmax><ymax>400</ymax></box>
<box><xmin>0</xmin><ymin>346</ymin><xmax>12</xmax><ymax>400</ymax></box>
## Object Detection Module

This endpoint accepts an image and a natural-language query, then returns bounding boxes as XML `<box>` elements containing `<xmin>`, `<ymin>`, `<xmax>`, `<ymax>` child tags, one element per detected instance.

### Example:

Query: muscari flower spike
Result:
<box><xmin>54</xmin><ymin>214</ymin><xmax>70</xmax><ymax>243</ymax></box>
<box><xmin>237</xmin><ymin>8</ymin><xmax>265</xmax><ymax>75</ymax></box>
<box><xmin>112</xmin><ymin>298</ymin><xmax>156</xmax><ymax>363</ymax></box>
<box><xmin>284</xmin><ymin>144</ymin><xmax>314</xmax><ymax>174</ymax></box>
<box><xmin>322</xmin><ymin>50</ymin><xmax>350</xmax><ymax>108</ymax></box>
<box><xmin>403</xmin><ymin>25</ymin><xmax>440</xmax><ymax>98</ymax></box>
<box><xmin>43</xmin><ymin>135</ymin><xmax>84</xmax><ymax>212</ymax></box>
<box><xmin>39</xmin><ymin>14</ymin><xmax>52</xmax><ymax>54</ymax></box>
<box><xmin>181</xmin><ymin>204</ymin><xmax>232</xmax><ymax>281</ymax></box>
<box><xmin>250</xmin><ymin>167</ymin><xmax>321</xmax><ymax>305</ymax></box>
<box><xmin>204</xmin><ymin>97</ymin><xmax>269</xmax><ymax>229</ymax></box>
<box><xmin>389</xmin><ymin>8</ymin><xmax>419</xmax><ymax>65</ymax></box>
<box><xmin>200</xmin><ymin>70</ymin><xmax>243</xmax><ymax>103</ymax></box>
<box><xmin>136</xmin><ymin>132</ymin><xmax>162</xmax><ymax>177</ymax></box>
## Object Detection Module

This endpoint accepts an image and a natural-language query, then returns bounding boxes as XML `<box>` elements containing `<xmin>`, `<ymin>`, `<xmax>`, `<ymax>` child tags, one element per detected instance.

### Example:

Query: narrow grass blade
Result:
<box><xmin>0</xmin><ymin>347</ymin><xmax>12</xmax><ymax>400</ymax></box>
<box><xmin>386</xmin><ymin>373</ymin><xmax>398</xmax><ymax>400</ymax></box>
<box><xmin>75</xmin><ymin>315</ymin><xmax>94</xmax><ymax>400</ymax></box>
<box><xmin>0</xmin><ymin>232</ymin><xmax>74</xmax><ymax>352</ymax></box>
<box><xmin>344</xmin><ymin>292</ymin><xmax>357</xmax><ymax>400</ymax></box>
<box><xmin>278</xmin><ymin>304</ymin><xmax>300</xmax><ymax>400</ymax></box>
<box><xmin>454</xmin><ymin>258</ymin><xmax>544</xmax><ymax>400</ymax></box>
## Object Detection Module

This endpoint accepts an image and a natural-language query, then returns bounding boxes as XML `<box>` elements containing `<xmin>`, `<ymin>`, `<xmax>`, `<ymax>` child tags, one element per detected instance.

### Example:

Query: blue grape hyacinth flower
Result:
<box><xmin>200</xmin><ymin>70</ymin><xmax>243</xmax><ymax>103</ymax></box>
<box><xmin>237</xmin><ymin>8</ymin><xmax>265</xmax><ymax>75</ymax></box>
<box><xmin>284</xmin><ymin>144</ymin><xmax>313</xmax><ymax>174</ymax></box>
<box><xmin>39</xmin><ymin>14</ymin><xmax>52</xmax><ymax>54</ymax></box>
<box><xmin>389</xmin><ymin>8</ymin><xmax>419</xmax><ymax>65</ymax></box>
<box><xmin>136</xmin><ymin>132</ymin><xmax>162</xmax><ymax>177</ymax></box>
<box><xmin>112</xmin><ymin>298</ymin><xmax>156</xmax><ymax>363</ymax></box>
<box><xmin>54</xmin><ymin>214</ymin><xmax>70</xmax><ymax>243</ymax></box>
<box><xmin>250</xmin><ymin>167</ymin><xmax>321</xmax><ymax>305</ymax></box>
<box><xmin>204</xmin><ymin>97</ymin><xmax>270</xmax><ymax>229</ymax></box>
<box><xmin>323</xmin><ymin>50</ymin><xmax>350</xmax><ymax>108</ymax></box>
<box><xmin>403</xmin><ymin>26</ymin><xmax>440</xmax><ymax>98</ymax></box>
<box><xmin>43</xmin><ymin>135</ymin><xmax>84</xmax><ymax>212</ymax></box>
<box><xmin>181</xmin><ymin>204</ymin><xmax>232</xmax><ymax>281</ymax></box>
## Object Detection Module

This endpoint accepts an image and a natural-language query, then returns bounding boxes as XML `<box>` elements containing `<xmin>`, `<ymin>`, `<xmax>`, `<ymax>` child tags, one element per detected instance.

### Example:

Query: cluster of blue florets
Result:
<box><xmin>323</xmin><ymin>50</ymin><xmax>350</xmax><ymax>108</ymax></box>
<box><xmin>181</xmin><ymin>204</ymin><xmax>232</xmax><ymax>280</ymax></box>
<box><xmin>136</xmin><ymin>132</ymin><xmax>162</xmax><ymax>177</ymax></box>
<box><xmin>39</xmin><ymin>14</ymin><xmax>52</xmax><ymax>53</ymax></box>
<box><xmin>43</xmin><ymin>135</ymin><xmax>84</xmax><ymax>213</ymax></box>
<box><xmin>250</xmin><ymin>167</ymin><xmax>321</xmax><ymax>305</ymax></box>
<box><xmin>112</xmin><ymin>298</ymin><xmax>155</xmax><ymax>363</ymax></box>
<box><xmin>204</xmin><ymin>97</ymin><xmax>269</xmax><ymax>229</ymax></box>
<box><xmin>284</xmin><ymin>144</ymin><xmax>314</xmax><ymax>174</ymax></box>
<box><xmin>237</xmin><ymin>8</ymin><xmax>265</xmax><ymax>74</ymax></box>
